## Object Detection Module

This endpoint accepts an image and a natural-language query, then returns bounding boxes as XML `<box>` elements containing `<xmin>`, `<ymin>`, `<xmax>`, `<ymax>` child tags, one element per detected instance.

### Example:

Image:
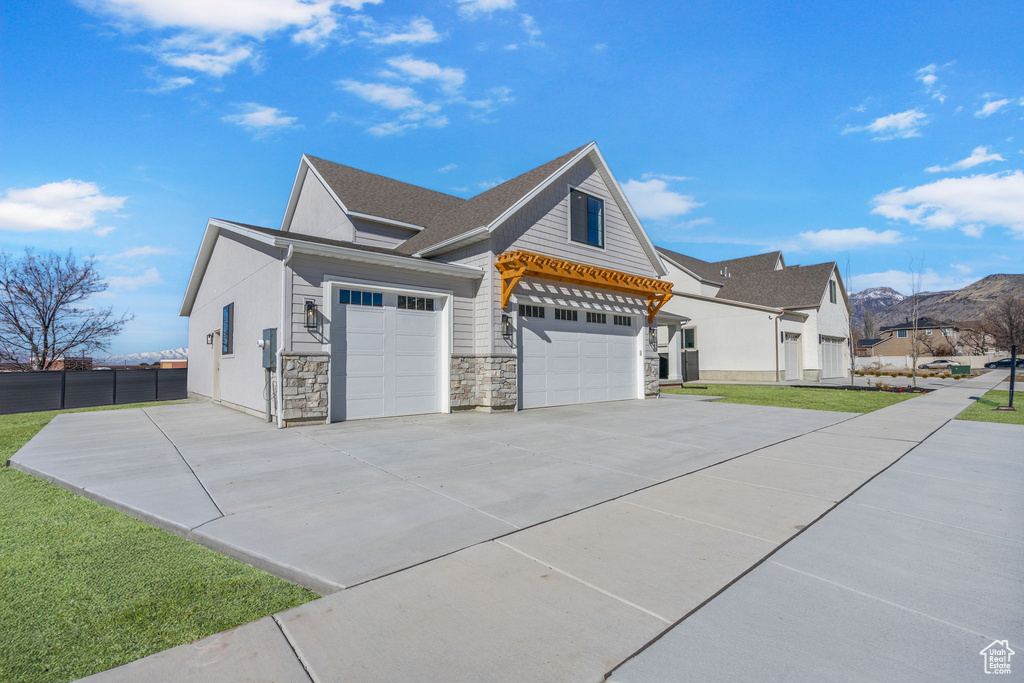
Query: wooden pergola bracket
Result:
<box><xmin>494</xmin><ymin>250</ymin><xmax>673</xmax><ymax>324</ymax></box>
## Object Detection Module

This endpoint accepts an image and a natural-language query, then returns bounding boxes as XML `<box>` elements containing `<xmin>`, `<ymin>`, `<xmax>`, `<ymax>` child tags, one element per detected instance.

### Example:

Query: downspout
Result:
<box><xmin>277</xmin><ymin>244</ymin><xmax>294</xmax><ymax>428</ymax></box>
<box><xmin>774</xmin><ymin>314</ymin><xmax>780</xmax><ymax>382</ymax></box>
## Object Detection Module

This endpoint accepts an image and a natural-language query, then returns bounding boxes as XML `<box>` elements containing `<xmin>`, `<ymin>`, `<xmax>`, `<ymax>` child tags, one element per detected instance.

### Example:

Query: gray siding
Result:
<box><xmin>287</xmin><ymin>254</ymin><xmax>479</xmax><ymax>355</ymax></box>
<box><xmin>351</xmin><ymin>217</ymin><xmax>418</xmax><ymax>248</ymax></box>
<box><xmin>288</xmin><ymin>171</ymin><xmax>355</xmax><ymax>241</ymax></box>
<box><xmin>187</xmin><ymin>232</ymin><xmax>282</xmax><ymax>412</ymax></box>
<box><xmin>492</xmin><ymin>157</ymin><xmax>658</xmax><ymax>278</ymax></box>
<box><xmin>435</xmin><ymin>241</ymin><xmax>494</xmax><ymax>356</ymax></box>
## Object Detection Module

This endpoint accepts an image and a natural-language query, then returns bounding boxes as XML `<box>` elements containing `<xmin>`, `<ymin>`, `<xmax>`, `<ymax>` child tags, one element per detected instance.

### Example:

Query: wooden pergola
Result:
<box><xmin>494</xmin><ymin>250</ymin><xmax>673</xmax><ymax>324</ymax></box>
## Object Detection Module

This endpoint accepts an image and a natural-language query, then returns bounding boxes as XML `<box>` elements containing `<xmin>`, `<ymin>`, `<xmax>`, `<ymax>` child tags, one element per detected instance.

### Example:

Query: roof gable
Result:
<box><xmin>715</xmin><ymin>262</ymin><xmax>838</xmax><ymax>309</ymax></box>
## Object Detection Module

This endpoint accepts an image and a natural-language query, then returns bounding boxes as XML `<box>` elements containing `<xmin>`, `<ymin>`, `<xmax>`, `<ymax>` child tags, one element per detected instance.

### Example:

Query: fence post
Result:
<box><xmin>60</xmin><ymin>371</ymin><xmax>66</xmax><ymax>410</ymax></box>
<box><xmin>155</xmin><ymin>369</ymin><xmax>159</xmax><ymax>402</ymax></box>
<box><xmin>112</xmin><ymin>370</ymin><xmax>117</xmax><ymax>405</ymax></box>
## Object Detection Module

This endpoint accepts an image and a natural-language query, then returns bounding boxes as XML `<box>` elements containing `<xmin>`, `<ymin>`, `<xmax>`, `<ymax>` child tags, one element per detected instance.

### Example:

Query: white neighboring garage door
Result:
<box><xmin>519</xmin><ymin>306</ymin><xmax>640</xmax><ymax>409</ymax></box>
<box><xmin>821</xmin><ymin>336</ymin><xmax>846</xmax><ymax>379</ymax></box>
<box><xmin>330</xmin><ymin>287</ymin><xmax>444</xmax><ymax>421</ymax></box>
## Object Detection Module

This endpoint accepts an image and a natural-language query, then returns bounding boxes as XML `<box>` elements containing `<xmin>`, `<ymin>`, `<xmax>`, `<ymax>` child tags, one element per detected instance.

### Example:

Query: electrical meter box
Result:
<box><xmin>261</xmin><ymin>328</ymin><xmax>277</xmax><ymax>369</ymax></box>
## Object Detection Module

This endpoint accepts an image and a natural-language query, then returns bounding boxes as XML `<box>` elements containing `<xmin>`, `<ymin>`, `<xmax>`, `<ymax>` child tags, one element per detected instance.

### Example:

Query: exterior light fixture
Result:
<box><xmin>649</xmin><ymin>326</ymin><xmax>658</xmax><ymax>349</ymax></box>
<box><xmin>206</xmin><ymin>332</ymin><xmax>214</xmax><ymax>345</ymax></box>
<box><xmin>501</xmin><ymin>313</ymin><xmax>513</xmax><ymax>342</ymax></box>
<box><xmin>304</xmin><ymin>300</ymin><xmax>318</xmax><ymax>330</ymax></box>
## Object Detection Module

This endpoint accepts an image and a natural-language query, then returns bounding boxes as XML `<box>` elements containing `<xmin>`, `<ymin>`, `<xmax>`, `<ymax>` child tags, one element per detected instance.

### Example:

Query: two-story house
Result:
<box><xmin>180</xmin><ymin>143</ymin><xmax>672</xmax><ymax>425</ymax></box>
<box><xmin>858</xmin><ymin>317</ymin><xmax>961</xmax><ymax>357</ymax></box>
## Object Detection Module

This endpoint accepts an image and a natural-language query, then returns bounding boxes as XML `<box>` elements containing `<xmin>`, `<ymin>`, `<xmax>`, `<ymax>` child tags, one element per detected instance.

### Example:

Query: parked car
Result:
<box><xmin>918</xmin><ymin>359</ymin><xmax>957</xmax><ymax>370</ymax></box>
<box><xmin>984</xmin><ymin>357</ymin><xmax>1024</xmax><ymax>369</ymax></box>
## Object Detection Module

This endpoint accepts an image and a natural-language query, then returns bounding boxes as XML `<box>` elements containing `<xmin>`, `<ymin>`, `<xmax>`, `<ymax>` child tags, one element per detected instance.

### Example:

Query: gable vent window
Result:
<box><xmin>570</xmin><ymin>189</ymin><xmax>605</xmax><ymax>248</ymax></box>
<box><xmin>554</xmin><ymin>308</ymin><xmax>578</xmax><ymax>321</ymax></box>
<box><xmin>829</xmin><ymin>280</ymin><xmax>837</xmax><ymax>304</ymax></box>
<box><xmin>339</xmin><ymin>289</ymin><xmax>383</xmax><ymax>307</ymax></box>
<box><xmin>586</xmin><ymin>312</ymin><xmax>607</xmax><ymax>324</ymax></box>
<box><xmin>518</xmin><ymin>304</ymin><xmax>544</xmax><ymax>318</ymax></box>
<box><xmin>613</xmin><ymin>315</ymin><xmax>632</xmax><ymax>327</ymax></box>
<box><xmin>398</xmin><ymin>295</ymin><xmax>435</xmax><ymax>311</ymax></box>
<box><xmin>222</xmin><ymin>303</ymin><xmax>234</xmax><ymax>355</ymax></box>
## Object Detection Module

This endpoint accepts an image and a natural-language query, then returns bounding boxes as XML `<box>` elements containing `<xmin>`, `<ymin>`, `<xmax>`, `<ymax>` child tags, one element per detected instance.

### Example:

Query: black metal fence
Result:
<box><xmin>0</xmin><ymin>369</ymin><xmax>187</xmax><ymax>416</ymax></box>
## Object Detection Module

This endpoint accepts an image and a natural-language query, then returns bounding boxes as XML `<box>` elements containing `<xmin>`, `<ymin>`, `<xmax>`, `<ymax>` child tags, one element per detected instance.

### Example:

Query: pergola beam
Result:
<box><xmin>494</xmin><ymin>250</ymin><xmax>673</xmax><ymax>324</ymax></box>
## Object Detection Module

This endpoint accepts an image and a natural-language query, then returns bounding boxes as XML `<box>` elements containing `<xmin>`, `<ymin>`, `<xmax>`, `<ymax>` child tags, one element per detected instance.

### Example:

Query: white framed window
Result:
<box><xmin>569</xmin><ymin>189</ymin><xmax>604</xmax><ymax>248</ymax></box>
<box><xmin>397</xmin><ymin>295</ymin><xmax>434</xmax><ymax>311</ymax></box>
<box><xmin>897</xmin><ymin>329</ymin><xmax>908</xmax><ymax>338</ymax></box>
<box><xmin>222</xmin><ymin>303</ymin><xmax>234</xmax><ymax>355</ymax></box>
<box><xmin>339</xmin><ymin>289</ymin><xmax>383</xmax><ymax>307</ymax></box>
<box><xmin>684</xmin><ymin>328</ymin><xmax>696</xmax><ymax>349</ymax></box>
<box><xmin>829</xmin><ymin>280</ymin><xmax>837</xmax><ymax>304</ymax></box>
<box><xmin>925</xmin><ymin>329</ymin><xmax>932</xmax><ymax>335</ymax></box>
<box><xmin>554</xmin><ymin>308</ymin><xmax>578</xmax><ymax>321</ymax></box>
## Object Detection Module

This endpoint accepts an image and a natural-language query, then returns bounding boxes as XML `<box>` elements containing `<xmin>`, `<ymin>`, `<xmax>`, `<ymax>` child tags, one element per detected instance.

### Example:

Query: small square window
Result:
<box><xmin>518</xmin><ymin>304</ymin><xmax>544</xmax><ymax>318</ymax></box>
<box><xmin>897</xmin><ymin>329</ymin><xmax>907</xmax><ymax>338</ymax></box>
<box><xmin>613</xmin><ymin>315</ymin><xmax>632</xmax><ymax>327</ymax></box>
<box><xmin>925</xmin><ymin>329</ymin><xmax>933</xmax><ymax>335</ymax></box>
<box><xmin>339</xmin><ymin>290</ymin><xmax>350</xmax><ymax>304</ymax></box>
<box><xmin>586</xmin><ymin>312</ymin><xmax>607</xmax><ymax>324</ymax></box>
<box><xmin>554</xmin><ymin>308</ymin><xmax>578</xmax><ymax>321</ymax></box>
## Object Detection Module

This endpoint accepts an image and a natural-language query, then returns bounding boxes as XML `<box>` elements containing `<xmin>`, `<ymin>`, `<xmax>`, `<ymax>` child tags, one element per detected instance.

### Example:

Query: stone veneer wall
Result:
<box><xmin>644</xmin><ymin>357</ymin><xmax>660</xmax><ymax>398</ymax></box>
<box><xmin>450</xmin><ymin>354</ymin><xmax>517</xmax><ymax>411</ymax></box>
<box><xmin>281</xmin><ymin>352</ymin><xmax>329</xmax><ymax>424</ymax></box>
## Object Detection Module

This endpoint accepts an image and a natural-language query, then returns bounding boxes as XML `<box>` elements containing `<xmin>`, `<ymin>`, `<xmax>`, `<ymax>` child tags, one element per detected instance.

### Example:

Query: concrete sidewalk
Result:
<box><xmin>78</xmin><ymin>371</ymin><xmax>1011</xmax><ymax>681</ymax></box>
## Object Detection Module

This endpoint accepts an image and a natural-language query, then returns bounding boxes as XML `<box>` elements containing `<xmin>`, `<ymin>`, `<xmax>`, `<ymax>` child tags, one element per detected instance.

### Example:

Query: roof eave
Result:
<box><xmin>413</xmin><ymin>225</ymin><xmax>489</xmax><ymax>258</ymax></box>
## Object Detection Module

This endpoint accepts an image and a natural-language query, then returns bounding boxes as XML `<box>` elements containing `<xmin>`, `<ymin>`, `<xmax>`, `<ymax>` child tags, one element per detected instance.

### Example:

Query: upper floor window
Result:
<box><xmin>897</xmin><ymin>329</ymin><xmax>907</xmax><ymax>338</ymax></box>
<box><xmin>222</xmin><ymin>303</ymin><xmax>234</xmax><ymax>355</ymax></box>
<box><xmin>829</xmin><ymin>280</ymin><xmax>837</xmax><ymax>304</ymax></box>
<box><xmin>570</xmin><ymin>189</ymin><xmax>604</xmax><ymax>248</ymax></box>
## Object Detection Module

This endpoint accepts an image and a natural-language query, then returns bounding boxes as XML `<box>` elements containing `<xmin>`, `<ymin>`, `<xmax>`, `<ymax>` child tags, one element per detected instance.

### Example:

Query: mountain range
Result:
<box><xmin>95</xmin><ymin>347</ymin><xmax>188</xmax><ymax>365</ymax></box>
<box><xmin>850</xmin><ymin>274</ymin><xmax>1024</xmax><ymax>335</ymax></box>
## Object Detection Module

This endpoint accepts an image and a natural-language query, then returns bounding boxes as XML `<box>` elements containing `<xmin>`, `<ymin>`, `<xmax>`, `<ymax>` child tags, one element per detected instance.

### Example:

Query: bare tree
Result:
<box><xmin>0</xmin><ymin>250</ymin><xmax>133</xmax><ymax>370</ymax></box>
<box><xmin>907</xmin><ymin>255</ymin><xmax>924</xmax><ymax>388</ymax></box>
<box><xmin>862</xmin><ymin>308</ymin><xmax>877</xmax><ymax>339</ymax></box>
<box><xmin>916</xmin><ymin>330</ymin><xmax>954</xmax><ymax>357</ymax></box>
<box><xmin>982</xmin><ymin>294</ymin><xmax>1024</xmax><ymax>351</ymax></box>
<box><xmin>957</xmin><ymin>320</ymin><xmax>993</xmax><ymax>355</ymax></box>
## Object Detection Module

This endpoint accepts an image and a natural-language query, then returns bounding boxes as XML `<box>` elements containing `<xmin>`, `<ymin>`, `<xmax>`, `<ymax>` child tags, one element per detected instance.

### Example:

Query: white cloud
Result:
<box><xmin>103</xmin><ymin>246</ymin><xmax>177</xmax><ymax>261</ymax></box>
<box><xmin>975</xmin><ymin>98</ymin><xmax>1012</xmax><ymax>118</ymax></box>
<box><xmin>339</xmin><ymin>80</ymin><xmax>433</xmax><ymax>110</ymax></box>
<box><xmin>925</xmin><ymin>146</ymin><xmax>1004</xmax><ymax>173</ymax></box>
<box><xmin>461</xmin><ymin>85</ymin><xmax>515</xmax><ymax>118</ymax></box>
<box><xmin>519</xmin><ymin>13</ymin><xmax>542</xmax><ymax>45</ymax></box>
<box><xmin>915</xmin><ymin>63</ymin><xmax>948</xmax><ymax>102</ymax></box>
<box><xmin>367</xmin><ymin>115</ymin><xmax>448</xmax><ymax>136</ymax></box>
<box><xmin>107</xmin><ymin>267</ymin><xmax>162</xmax><ymax>291</ymax></box>
<box><xmin>795</xmin><ymin>227</ymin><xmax>905</xmax><ymax>251</ymax></box>
<box><xmin>436</xmin><ymin>163</ymin><xmax>457</xmax><ymax>173</ymax></box>
<box><xmin>592</xmin><ymin>43</ymin><xmax>608</xmax><ymax>53</ymax></box>
<box><xmin>222</xmin><ymin>103</ymin><xmax>298</xmax><ymax>132</ymax></box>
<box><xmin>0</xmin><ymin>180</ymin><xmax>126</xmax><ymax>232</ymax></box>
<box><xmin>642</xmin><ymin>173</ymin><xmax>692</xmax><ymax>182</ymax></box>
<box><xmin>872</xmin><ymin>170</ymin><xmax>1024</xmax><ymax>238</ymax></box>
<box><xmin>384</xmin><ymin>56</ymin><xmax>465</xmax><ymax>94</ymax></box>
<box><xmin>842</xmin><ymin>108</ymin><xmax>928</xmax><ymax>140</ymax></box>
<box><xmin>848</xmin><ymin>268</ymin><xmax>977</xmax><ymax>293</ymax></box>
<box><xmin>457</xmin><ymin>0</ymin><xmax>516</xmax><ymax>18</ymax></box>
<box><xmin>951</xmin><ymin>263</ymin><xmax>972</xmax><ymax>275</ymax></box>
<box><xmin>155</xmin><ymin>37</ymin><xmax>254</xmax><ymax>76</ymax></box>
<box><xmin>94</xmin><ymin>226</ymin><xmax>117</xmax><ymax>237</ymax></box>
<box><xmin>477</xmin><ymin>178</ymin><xmax>505</xmax><ymax>190</ymax></box>
<box><xmin>145</xmin><ymin>75</ymin><xmax>195</xmax><ymax>92</ymax></box>
<box><xmin>621</xmin><ymin>177</ymin><xmax>703</xmax><ymax>220</ymax></box>
<box><xmin>368</xmin><ymin>17</ymin><xmax>441</xmax><ymax>44</ymax></box>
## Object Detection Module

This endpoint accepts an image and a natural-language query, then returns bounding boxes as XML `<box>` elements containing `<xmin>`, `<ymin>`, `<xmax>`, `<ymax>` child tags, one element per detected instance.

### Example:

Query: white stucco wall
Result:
<box><xmin>796</xmin><ymin>270</ymin><xmax>851</xmax><ymax>378</ymax></box>
<box><xmin>187</xmin><ymin>232</ymin><xmax>282</xmax><ymax>412</ymax></box>
<box><xmin>660</xmin><ymin>295</ymin><xmax>779</xmax><ymax>375</ymax></box>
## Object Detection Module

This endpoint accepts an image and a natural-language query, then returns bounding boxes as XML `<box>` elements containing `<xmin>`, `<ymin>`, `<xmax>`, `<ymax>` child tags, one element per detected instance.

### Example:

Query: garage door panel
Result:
<box><xmin>520</xmin><ymin>313</ymin><xmax>638</xmax><ymax>410</ymax></box>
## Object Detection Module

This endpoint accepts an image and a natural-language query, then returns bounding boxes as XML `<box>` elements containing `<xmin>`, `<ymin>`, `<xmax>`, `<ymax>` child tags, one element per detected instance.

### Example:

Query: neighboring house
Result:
<box><xmin>654</xmin><ymin>248</ymin><xmax>851</xmax><ymax>381</ymax></box>
<box><xmin>858</xmin><ymin>317</ymin><xmax>961</xmax><ymax>357</ymax></box>
<box><xmin>159</xmin><ymin>359</ymin><xmax>188</xmax><ymax>369</ymax></box>
<box><xmin>180</xmin><ymin>142</ymin><xmax>671</xmax><ymax>425</ymax></box>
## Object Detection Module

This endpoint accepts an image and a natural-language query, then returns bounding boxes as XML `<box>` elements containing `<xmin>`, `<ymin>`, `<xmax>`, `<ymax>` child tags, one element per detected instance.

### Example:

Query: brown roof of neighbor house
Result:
<box><xmin>303</xmin><ymin>155</ymin><xmax>465</xmax><ymax>229</ymax></box>
<box><xmin>215</xmin><ymin>220</ymin><xmax>423</xmax><ymax>259</ymax></box>
<box><xmin>715</xmin><ymin>262</ymin><xmax>838</xmax><ymax>309</ymax></box>
<box><xmin>655</xmin><ymin>246</ymin><xmax>782</xmax><ymax>282</ymax></box>
<box><xmin>396</xmin><ymin>143</ymin><xmax>593</xmax><ymax>255</ymax></box>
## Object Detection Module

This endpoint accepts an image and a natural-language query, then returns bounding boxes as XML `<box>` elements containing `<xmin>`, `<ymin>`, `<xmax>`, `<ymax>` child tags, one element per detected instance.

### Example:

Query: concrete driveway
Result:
<box><xmin>11</xmin><ymin>395</ymin><xmax>850</xmax><ymax>593</ymax></box>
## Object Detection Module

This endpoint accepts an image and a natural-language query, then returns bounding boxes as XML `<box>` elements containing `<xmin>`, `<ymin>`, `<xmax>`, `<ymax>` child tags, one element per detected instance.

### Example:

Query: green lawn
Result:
<box><xmin>663</xmin><ymin>384</ymin><xmax>920</xmax><ymax>413</ymax></box>
<box><xmin>957</xmin><ymin>390</ymin><xmax>1024</xmax><ymax>426</ymax></box>
<box><xmin>0</xmin><ymin>402</ymin><xmax>318</xmax><ymax>683</ymax></box>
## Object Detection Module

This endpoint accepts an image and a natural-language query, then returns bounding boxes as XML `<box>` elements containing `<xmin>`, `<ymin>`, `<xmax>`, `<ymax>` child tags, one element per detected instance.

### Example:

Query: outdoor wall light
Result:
<box><xmin>501</xmin><ymin>313</ymin><xmax>513</xmax><ymax>342</ymax></box>
<box><xmin>206</xmin><ymin>332</ymin><xmax>214</xmax><ymax>345</ymax></box>
<box><xmin>648</xmin><ymin>326</ymin><xmax>658</xmax><ymax>349</ymax></box>
<box><xmin>304</xmin><ymin>300</ymin><xmax>318</xmax><ymax>330</ymax></box>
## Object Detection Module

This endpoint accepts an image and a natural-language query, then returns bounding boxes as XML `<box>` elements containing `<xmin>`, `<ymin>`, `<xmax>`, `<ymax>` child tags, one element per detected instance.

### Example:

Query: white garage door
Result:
<box><xmin>331</xmin><ymin>288</ymin><xmax>443</xmax><ymax>421</ymax></box>
<box><xmin>821</xmin><ymin>336</ymin><xmax>846</xmax><ymax>379</ymax></box>
<box><xmin>519</xmin><ymin>306</ymin><xmax>639</xmax><ymax>409</ymax></box>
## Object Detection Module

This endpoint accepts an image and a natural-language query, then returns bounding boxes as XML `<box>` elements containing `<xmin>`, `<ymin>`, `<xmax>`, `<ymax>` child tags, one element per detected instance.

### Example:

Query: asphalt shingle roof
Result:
<box><xmin>655</xmin><ymin>247</ymin><xmax>782</xmax><ymax>282</ymax></box>
<box><xmin>714</xmin><ymin>262</ymin><xmax>837</xmax><ymax>309</ymax></box>
<box><xmin>215</xmin><ymin>220</ymin><xmax>421</xmax><ymax>259</ymax></box>
<box><xmin>303</xmin><ymin>155</ymin><xmax>465</xmax><ymax>229</ymax></box>
<box><xmin>878</xmin><ymin>317</ymin><xmax>951</xmax><ymax>332</ymax></box>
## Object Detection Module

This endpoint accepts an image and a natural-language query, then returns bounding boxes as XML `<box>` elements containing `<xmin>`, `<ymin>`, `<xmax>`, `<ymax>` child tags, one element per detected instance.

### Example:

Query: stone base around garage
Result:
<box><xmin>644</xmin><ymin>357</ymin><xmax>660</xmax><ymax>398</ymax></box>
<box><xmin>451</xmin><ymin>354</ymin><xmax>517</xmax><ymax>412</ymax></box>
<box><xmin>281</xmin><ymin>352</ymin><xmax>329</xmax><ymax>426</ymax></box>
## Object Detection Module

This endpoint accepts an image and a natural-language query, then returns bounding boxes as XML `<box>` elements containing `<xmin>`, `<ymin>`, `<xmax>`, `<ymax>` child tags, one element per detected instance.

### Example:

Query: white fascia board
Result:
<box><xmin>588</xmin><ymin>144</ymin><xmax>669</xmax><ymax>277</ymax></box>
<box><xmin>672</xmin><ymin>290</ymin><xmax>792</xmax><ymax>315</ymax></box>
<box><xmin>658</xmin><ymin>252</ymin><xmax>725</xmax><ymax>286</ymax></box>
<box><xmin>412</xmin><ymin>226</ymin><xmax>488</xmax><ymax>258</ymax></box>
<box><xmin>285</xmin><ymin>240</ymin><xmax>483</xmax><ymax>279</ymax></box>
<box><xmin>347</xmin><ymin>211</ymin><xmax>425</xmax><ymax>232</ymax></box>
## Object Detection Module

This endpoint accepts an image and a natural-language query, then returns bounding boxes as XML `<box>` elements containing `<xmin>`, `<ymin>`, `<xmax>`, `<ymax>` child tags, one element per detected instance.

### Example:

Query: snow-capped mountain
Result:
<box><xmin>95</xmin><ymin>347</ymin><xmax>188</xmax><ymax>365</ymax></box>
<box><xmin>849</xmin><ymin>287</ymin><xmax>905</xmax><ymax>334</ymax></box>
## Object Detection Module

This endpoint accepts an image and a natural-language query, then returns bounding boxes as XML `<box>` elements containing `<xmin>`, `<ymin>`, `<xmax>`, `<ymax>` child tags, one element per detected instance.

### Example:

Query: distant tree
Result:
<box><xmin>862</xmin><ymin>309</ymin><xmax>877</xmax><ymax>339</ymax></box>
<box><xmin>907</xmin><ymin>256</ymin><xmax>924</xmax><ymax>387</ymax></box>
<box><xmin>956</xmin><ymin>321</ymin><xmax>993</xmax><ymax>355</ymax></box>
<box><xmin>0</xmin><ymin>250</ymin><xmax>133</xmax><ymax>370</ymax></box>
<box><xmin>982</xmin><ymin>294</ymin><xmax>1024</xmax><ymax>351</ymax></box>
<box><xmin>916</xmin><ymin>331</ymin><xmax>954</xmax><ymax>357</ymax></box>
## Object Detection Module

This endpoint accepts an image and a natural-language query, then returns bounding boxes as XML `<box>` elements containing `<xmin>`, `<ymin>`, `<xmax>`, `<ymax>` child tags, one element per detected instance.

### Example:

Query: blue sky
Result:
<box><xmin>1</xmin><ymin>0</ymin><xmax>1021</xmax><ymax>354</ymax></box>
